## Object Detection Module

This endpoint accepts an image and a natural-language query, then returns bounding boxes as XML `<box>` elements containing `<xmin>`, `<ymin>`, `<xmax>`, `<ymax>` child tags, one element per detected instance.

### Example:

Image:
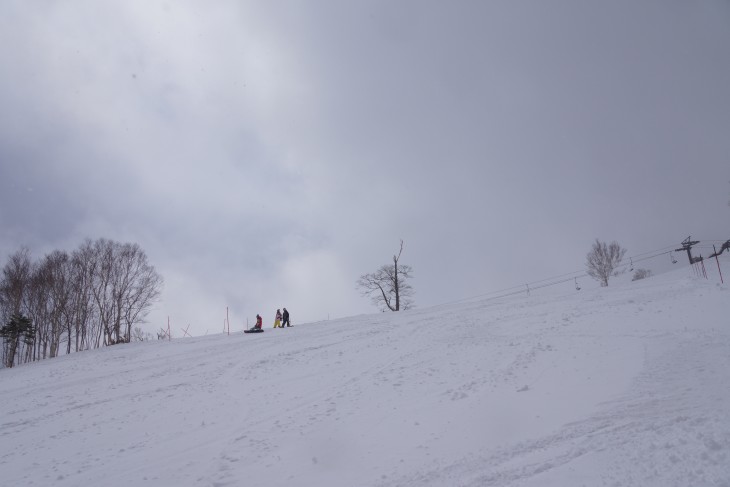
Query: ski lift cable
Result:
<box><xmin>632</xmin><ymin>250</ymin><xmax>672</xmax><ymax>264</ymax></box>
<box><xmin>627</xmin><ymin>245</ymin><xmax>678</xmax><ymax>258</ymax></box>
<box><xmin>435</xmin><ymin>240</ymin><xmax>716</xmax><ymax>308</ymax></box>
<box><xmin>447</xmin><ymin>251</ymin><xmax>664</xmax><ymax>306</ymax></box>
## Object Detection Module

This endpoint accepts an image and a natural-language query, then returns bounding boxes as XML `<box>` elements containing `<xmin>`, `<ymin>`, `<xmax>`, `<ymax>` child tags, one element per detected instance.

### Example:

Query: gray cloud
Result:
<box><xmin>1</xmin><ymin>0</ymin><xmax>729</xmax><ymax>334</ymax></box>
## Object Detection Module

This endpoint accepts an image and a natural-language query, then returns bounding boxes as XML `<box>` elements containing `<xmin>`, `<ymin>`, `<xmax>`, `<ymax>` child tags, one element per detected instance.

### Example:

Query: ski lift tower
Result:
<box><xmin>675</xmin><ymin>236</ymin><xmax>702</xmax><ymax>264</ymax></box>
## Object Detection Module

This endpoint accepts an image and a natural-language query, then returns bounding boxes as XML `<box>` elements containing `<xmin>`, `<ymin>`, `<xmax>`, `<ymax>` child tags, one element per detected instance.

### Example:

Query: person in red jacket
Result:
<box><xmin>254</xmin><ymin>314</ymin><xmax>263</xmax><ymax>330</ymax></box>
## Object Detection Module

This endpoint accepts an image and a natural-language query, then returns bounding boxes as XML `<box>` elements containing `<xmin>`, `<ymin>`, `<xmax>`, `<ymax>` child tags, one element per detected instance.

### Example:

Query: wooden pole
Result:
<box><xmin>714</xmin><ymin>245</ymin><xmax>724</xmax><ymax>284</ymax></box>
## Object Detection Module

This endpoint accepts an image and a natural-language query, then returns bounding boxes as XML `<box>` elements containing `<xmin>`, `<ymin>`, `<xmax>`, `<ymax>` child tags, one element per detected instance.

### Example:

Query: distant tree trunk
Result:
<box><xmin>72</xmin><ymin>242</ymin><xmax>96</xmax><ymax>351</ymax></box>
<box><xmin>38</xmin><ymin>250</ymin><xmax>72</xmax><ymax>358</ymax></box>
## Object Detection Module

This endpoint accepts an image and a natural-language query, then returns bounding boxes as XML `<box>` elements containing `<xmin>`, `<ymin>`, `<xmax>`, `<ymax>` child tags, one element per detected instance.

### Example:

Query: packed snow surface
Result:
<box><xmin>1</xmin><ymin>269</ymin><xmax>729</xmax><ymax>486</ymax></box>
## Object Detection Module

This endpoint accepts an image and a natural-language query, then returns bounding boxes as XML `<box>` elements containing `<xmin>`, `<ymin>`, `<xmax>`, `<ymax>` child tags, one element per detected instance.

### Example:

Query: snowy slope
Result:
<box><xmin>1</xmin><ymin>268</ymin><xmax>728</xmax><ymax>487</ymax></box>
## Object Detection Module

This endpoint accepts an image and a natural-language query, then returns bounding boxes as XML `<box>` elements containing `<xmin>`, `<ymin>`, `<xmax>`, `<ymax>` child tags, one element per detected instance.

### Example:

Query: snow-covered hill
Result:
<box><xmin>1</xmin><ymin>268</ymin><xmax>728</xmax><ymax>486</ymax></box>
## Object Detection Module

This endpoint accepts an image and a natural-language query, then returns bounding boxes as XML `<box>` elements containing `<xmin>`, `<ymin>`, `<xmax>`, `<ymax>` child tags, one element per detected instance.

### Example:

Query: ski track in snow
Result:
<box><xmin>0</xmin><ymin>268</ymin><xmax>728</xmax><ymax>486</ymax></box>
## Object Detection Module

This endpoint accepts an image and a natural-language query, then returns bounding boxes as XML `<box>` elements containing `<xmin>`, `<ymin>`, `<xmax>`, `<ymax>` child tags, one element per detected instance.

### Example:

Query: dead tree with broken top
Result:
<box><xmin>357</xmin><ymin>240</ymin><xmax>414</xmax><ymax>312</ymax></box>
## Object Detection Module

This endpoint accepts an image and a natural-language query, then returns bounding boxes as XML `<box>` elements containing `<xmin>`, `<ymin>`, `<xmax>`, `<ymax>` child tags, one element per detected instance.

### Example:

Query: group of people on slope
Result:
<box><xmin>253</xmin><ymin>308</ymin><xmax>290</xmax><ymax>330</ymax></box>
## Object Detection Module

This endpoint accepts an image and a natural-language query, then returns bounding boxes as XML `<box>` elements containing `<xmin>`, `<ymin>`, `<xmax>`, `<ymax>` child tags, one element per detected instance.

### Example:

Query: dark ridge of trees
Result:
<box><xmin>0</xmin><ymin>239</ymin><xmax>162</xmax><ymax>368</ymax></box>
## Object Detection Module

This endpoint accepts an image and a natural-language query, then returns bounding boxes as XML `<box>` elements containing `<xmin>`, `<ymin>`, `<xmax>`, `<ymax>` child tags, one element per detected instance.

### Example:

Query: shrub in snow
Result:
<box><xmin>632</xmin><ymin>268</ymin><xmax>652</xmax><ymax>281</ymax></box>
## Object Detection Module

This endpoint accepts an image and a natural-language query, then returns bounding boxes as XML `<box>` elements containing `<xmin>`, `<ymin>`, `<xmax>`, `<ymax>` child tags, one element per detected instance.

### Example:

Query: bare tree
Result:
<box><xmin>68</xmin><ymin>244</ymin><xmax>96</xmax><ymax>352</ymax></box>
<box><xmin>86</xmin><ymin>239</ymin><xmax>162</xmax><ymax>346</ymax></box>
<box><xmin>87</xmin><ymin>239</ymin><xmax>113</xmax><ymax>347</ymax></box>
<box><xmin>586</xmin><ymin>239</ymin><xmax>627</xmax><ymax>287</ymax></box>
<box><xmin>132</xmin><ymin>326</ymin><xmax>155</xmax><ymax>341</ymax></box>
<box><xmin>0</xmin><ymin>239</ymin><xmax>162</xmax><ymax>366</ymax></box>
<box><xmin>36</xmin><ymin>251</ymin><xmax>72</xmax><ymax>358</ymax></box>
<box><xmin>26</xmin><ymin>258</ymin><xmax>53</xmax><ymax>360</ymax></box>
<box><xmin>114</xmin><ymin>242</ymin><xmax>162</xmax><ymax>343</ymax></box>
<box><xmin>0</xmin><ymin>248</ymin><xmax>32</xmax><ymax>322</ymax></box>
<box><xmin>357</xmin><ymin>240</ymin><xmax>414</xmax><ymax>311</ymax></box>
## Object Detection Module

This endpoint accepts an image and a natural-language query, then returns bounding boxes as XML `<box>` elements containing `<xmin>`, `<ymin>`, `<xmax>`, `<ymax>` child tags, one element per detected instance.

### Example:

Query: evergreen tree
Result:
<box><xmin>1</xmin><ymin>314</ymin><xmax>34</xmax><ymax>368</ymax></box>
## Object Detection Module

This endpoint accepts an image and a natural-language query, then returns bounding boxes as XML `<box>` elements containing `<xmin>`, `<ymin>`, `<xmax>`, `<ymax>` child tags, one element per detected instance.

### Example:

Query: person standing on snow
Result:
<box><xmin>282</xmin><ymin>308</ymin><xmax>291</xmax><ymax>327</ymax></box>
<box><xmin>274</xmin><ymin>309</ymin><xmax>282</xmax><ymax>328</ymax></box>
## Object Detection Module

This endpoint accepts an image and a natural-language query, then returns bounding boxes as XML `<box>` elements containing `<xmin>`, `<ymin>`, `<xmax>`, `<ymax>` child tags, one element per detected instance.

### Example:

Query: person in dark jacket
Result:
<box><xmin>282</xmin><ymin>308</ymin><xmax>291</xmax><ymax>327</ymax></box>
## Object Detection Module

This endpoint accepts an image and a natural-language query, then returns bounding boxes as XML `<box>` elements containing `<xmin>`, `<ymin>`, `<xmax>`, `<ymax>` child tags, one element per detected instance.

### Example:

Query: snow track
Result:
<box><xmin>0</xmin><ymin>270</ymin><xmax>728</xmax><ymax>486</ymax></box>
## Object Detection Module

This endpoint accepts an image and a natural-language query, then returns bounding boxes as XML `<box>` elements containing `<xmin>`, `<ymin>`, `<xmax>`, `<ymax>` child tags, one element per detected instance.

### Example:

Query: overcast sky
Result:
<box><xmin>1</xmin><ymin>0</ymin><xmax>728</xmax><ymax>336</ymax></box>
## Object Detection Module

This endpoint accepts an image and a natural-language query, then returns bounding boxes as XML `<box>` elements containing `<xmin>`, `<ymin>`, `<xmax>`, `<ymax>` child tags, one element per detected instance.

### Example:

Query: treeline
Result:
<box><xmin>0</xmin><ymin>238</ymin><xmax>162</xmax><ymax>368</ymax></box>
